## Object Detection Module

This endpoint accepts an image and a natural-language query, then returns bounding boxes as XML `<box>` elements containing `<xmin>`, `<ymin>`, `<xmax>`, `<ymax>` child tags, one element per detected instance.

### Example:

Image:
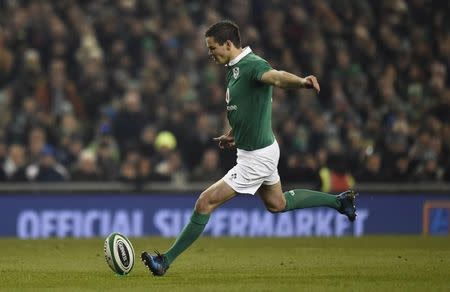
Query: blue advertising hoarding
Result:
<box><xmin>1</xmin><ymin>193</ymin><xmax>449</xmax><ymax>238</ymax></box>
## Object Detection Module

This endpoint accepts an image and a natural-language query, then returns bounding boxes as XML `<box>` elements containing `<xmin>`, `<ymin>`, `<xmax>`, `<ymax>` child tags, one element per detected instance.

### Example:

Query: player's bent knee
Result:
<box><xmin>195</xmin><ymin>193</ymin><xmax>213</xmax><ymax>214</ymax></box>
<box><xmin>266</xmin><ymin>205</ymin><xmax>285</xmax><ymax>213</ymax></box>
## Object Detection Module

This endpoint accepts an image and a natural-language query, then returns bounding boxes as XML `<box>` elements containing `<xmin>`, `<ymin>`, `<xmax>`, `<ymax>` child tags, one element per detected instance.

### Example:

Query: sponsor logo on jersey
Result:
<box><xmin>226</xmin><ymin>88</ymin><xmax>230</xmax><ymax>104</ymax></box>
<box><xmin>233</xmin><ymin>67</ymin><xmax>239</xmax><ymax>79</ymax></box>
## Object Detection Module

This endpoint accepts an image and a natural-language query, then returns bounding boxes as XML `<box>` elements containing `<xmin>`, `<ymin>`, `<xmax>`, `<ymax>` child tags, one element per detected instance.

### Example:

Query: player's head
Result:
<box><xmin>205</xmin><ymin>20</ymin><xmax>241</xmax><ymax>65</ymax></box>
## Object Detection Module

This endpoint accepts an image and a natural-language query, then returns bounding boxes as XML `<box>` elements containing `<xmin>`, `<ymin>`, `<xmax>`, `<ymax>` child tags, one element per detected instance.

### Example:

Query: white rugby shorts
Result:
<box><xmin>223</xmin><ymin>140</ymin><xmax>280</xmax><ymax>195</ymax></box>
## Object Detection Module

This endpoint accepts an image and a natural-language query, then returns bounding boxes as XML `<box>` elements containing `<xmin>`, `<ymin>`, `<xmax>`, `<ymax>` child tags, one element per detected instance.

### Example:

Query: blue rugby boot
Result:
<box><xmin>141</xmin><ymin>250</ymin><xmax>169</xmax><ymax>276</ymax></box>
<box><xmin>337</xmin><ymin>190</ymin><xmax>358</xmax><ymax>222</ymax></box>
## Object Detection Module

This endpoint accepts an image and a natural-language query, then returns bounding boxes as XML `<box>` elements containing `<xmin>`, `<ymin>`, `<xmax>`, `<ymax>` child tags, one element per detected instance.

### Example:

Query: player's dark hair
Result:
<box><xmin>205</xmin><ymin>20</ymin><xmax>241</xmax><ymax>48</ymax></box>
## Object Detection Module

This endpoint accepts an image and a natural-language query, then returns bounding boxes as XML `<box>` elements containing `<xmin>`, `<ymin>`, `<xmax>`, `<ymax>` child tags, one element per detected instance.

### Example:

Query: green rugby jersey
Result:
<box><xmin>225</xmin><ymin>47</ymin><xmax>275</xmax><ymax>151</ymax></box>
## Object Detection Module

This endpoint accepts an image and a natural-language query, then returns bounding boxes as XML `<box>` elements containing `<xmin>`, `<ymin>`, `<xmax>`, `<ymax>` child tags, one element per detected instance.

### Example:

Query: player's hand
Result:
<box><xmin>213</xmin><ymin>133</ymin><xmax>235</xmax><ymax>149</ymax></box>
<box><xmin>304</xmin><ymin>75</ymin><xmax>320</xmax><ymax>93</ymax></box>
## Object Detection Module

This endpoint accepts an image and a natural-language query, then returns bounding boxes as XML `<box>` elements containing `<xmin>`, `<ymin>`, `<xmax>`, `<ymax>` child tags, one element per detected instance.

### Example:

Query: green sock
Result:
<box><xmin>164</xmin><ymin>211</ymin><xmax>210</xmax><ymax>265</ymax></box>
<box><xmin>283</xmin><ymin>189</ymin><xmax>340</xmax><ymax>212</ymax></box>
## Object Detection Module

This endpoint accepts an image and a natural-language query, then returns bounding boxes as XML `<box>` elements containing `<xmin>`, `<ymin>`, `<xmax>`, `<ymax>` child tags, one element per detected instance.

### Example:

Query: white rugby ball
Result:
<box><xmin>104</xmin><ymin>232</ymin><xmax>135</xmax><ymax>275</ymax></box>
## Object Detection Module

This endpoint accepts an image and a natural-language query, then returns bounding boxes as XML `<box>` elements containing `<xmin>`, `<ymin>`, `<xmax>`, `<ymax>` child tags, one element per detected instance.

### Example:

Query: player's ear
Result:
<box><xmin>225</xmin><ymin>40</ymin><xmax>233</xmax><ymax>50</ymax></box>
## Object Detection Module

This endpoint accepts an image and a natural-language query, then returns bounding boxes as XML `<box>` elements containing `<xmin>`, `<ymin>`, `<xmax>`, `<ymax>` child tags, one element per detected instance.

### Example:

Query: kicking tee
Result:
<box><xmin>225</xmin><ymin>47</ymin><xmax>274</xmax><ymax>151</ymax></box>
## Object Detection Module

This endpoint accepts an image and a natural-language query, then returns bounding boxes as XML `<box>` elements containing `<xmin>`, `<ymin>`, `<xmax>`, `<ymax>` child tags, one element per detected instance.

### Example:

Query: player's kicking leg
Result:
<box><xmin>257</xmin><ymin>181</ymin><xmax>357</xmax><ymax>221</ymax></box>
<box><xmin>141</xmin><ymin>179</ymin><xmax>236</xmax><ymax>276</ymax></box>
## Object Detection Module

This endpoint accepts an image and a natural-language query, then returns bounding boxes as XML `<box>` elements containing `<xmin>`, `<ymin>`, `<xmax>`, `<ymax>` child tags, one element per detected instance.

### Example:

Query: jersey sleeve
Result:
<box><xmin>251</xmin><ymin>59</ymin><xmax>272</xmax><ymax>81</ymax></box>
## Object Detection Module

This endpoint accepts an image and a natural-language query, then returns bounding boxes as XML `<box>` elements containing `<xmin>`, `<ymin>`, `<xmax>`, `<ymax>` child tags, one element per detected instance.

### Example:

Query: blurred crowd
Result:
<box><xmin>0</xmin><ymin>0</ymin><xmax>449</xmax><ymax>187</ymax></box>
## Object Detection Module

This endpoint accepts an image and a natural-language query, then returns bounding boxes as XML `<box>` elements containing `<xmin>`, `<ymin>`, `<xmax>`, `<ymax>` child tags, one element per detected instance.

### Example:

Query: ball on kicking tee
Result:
<box><xmin>104</xmin><ymin>232</ymin><xmax>135</xmax><ymax>275</ymax></box>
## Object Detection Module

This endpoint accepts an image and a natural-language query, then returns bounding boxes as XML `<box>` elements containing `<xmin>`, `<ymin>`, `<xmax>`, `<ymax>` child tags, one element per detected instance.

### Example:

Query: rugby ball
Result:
<box><xmin>104</xmin><ymin>232</ymin><xmax>135</xmax><ymax>275</ymax></box>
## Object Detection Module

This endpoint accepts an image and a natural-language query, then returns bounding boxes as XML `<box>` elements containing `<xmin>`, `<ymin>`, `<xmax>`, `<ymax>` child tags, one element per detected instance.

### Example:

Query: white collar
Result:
<box><xmin>227</xmin><ymin>46</ymin><xmax>252</xmax><ymax>66</ymax></box>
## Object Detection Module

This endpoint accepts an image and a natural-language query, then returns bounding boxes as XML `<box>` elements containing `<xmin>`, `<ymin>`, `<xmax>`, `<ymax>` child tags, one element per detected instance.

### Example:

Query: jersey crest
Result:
<box><xmin>232</xmin><ymin>67</ymin><xmax>240</xmax><ymax>79</ymax></box>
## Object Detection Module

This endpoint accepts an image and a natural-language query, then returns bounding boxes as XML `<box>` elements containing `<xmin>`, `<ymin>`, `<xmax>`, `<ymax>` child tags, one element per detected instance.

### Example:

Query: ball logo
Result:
<box><xmin>117</xmin><ymin>240</ymin><xmax>130</xmax><ymax>267</ymax></box>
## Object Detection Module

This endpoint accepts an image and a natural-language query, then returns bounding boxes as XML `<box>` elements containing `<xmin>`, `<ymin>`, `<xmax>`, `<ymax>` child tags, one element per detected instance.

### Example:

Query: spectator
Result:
<box><xmin>119</xmin><ymin>160</ymin><xmax>138</xmax><ymax>183</ymax></box>
<box><xmin>3</xmin><ymin>143</ymin><xmax>27</xmax><ymax>181</ymax></box>
<box><xmin>190</xmin><ymin>148</ymin><xmax>223</xmax><ymax>182</ymax></box>
<box><xmin>139</xmin><ymin>124</ymin><xmax>157</xmax><ymax>159</ymax></box>
<box><xmin>59</xmin><ymin>133</ymin><xmax>84</xmax><ymax>169</ymax></box>
<box><xmin>137</xmin><ymin>156</ymin><xmax>169</xmax><ymax>184</ymax></box>
<box><xmin>113</xmin><ymin>88</ymin><xmax>148</xmax><ymax>154</ymax></box>
<box><xmin>413</xmin><ymin>153</ymin><xmax>444</xmax><ymax>182</ymax></box>
<box><xmin>155</xmin><ymin>150</ymin><xmax>187</xmax><ymax>185</ymax></box>
<box><xmin>319</xmin><ymin>150</ymin><xmax>355</xmax><ymax>193</ymax></box>
<box><xmin>35</xmin><ymin>59</ymin><xmax>85</xmax><ymax>119</ymax></box>
<box><xmin>0</xmin><ymin>38</ymin><xmax>14</xmax><ymax>89</ymax></box>
<box><xmin>11</xmin><ymin>49</ymin><xmax>44</xmax><ymax>110</ymax></box>
<box><xmin>356</xmin><ymin>152</ymin><xmax>386</xmax><ymax>182</ymax></box>
<box><xmin>96</xmin><ymin>140</ymin><xmax>120</xmax><ymax>181</ymax></box>
<box><xmin>183</xmin><ymin>112</ymin><xmax>217</xmax><ymax>170</ymax></box>
<box><xmin>25</xmin><ymin>144</ymin><xmax>69</xmax><ymax>182</ymax></box>
<box><xmin>387</xmin><ymin>154</ymin><xmax>412</xmax><ymax>183</ymax></box>
<box><xmin>281</xmin><ymin>152</ymin><xmax>320</xmax><ymax>186</ymax></box>
<box><xmin>27</xmin><ymin>127</ymin><xmax>47</xmax><ymax>162</ymax></box>
<box><xmin>71</xmin><ymin>150</ymin><xmax>103</xmax><ymax>181</ymax></box>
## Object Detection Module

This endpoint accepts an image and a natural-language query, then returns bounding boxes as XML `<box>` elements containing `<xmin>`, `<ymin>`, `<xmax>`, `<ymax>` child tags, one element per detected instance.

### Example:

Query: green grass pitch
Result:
<box><xmin>0</xmin><ymin>236</ymin><xmax>449</xmax><ymax>291</ymax></box>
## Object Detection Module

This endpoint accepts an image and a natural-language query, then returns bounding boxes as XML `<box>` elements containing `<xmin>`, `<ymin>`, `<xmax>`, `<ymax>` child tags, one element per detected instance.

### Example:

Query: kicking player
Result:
<box><xmin>142</xmin><ymin>20</ymin><xmax>357</xmax><ymax>276</ymax></box>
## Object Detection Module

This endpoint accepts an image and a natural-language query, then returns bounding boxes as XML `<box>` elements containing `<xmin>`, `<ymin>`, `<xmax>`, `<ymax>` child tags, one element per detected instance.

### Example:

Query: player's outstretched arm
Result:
<box><xmin>260</xmin><ymin>70</ymin><xmax>320</xmax><ymax>92</ymax></box>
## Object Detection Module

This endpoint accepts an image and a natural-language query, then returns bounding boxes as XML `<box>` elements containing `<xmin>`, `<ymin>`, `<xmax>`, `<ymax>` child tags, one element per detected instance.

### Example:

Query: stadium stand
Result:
<box><xmin>0</xmin><ymin>0</ymin><xmax>449</xmax><ymax>186</ymax></box>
